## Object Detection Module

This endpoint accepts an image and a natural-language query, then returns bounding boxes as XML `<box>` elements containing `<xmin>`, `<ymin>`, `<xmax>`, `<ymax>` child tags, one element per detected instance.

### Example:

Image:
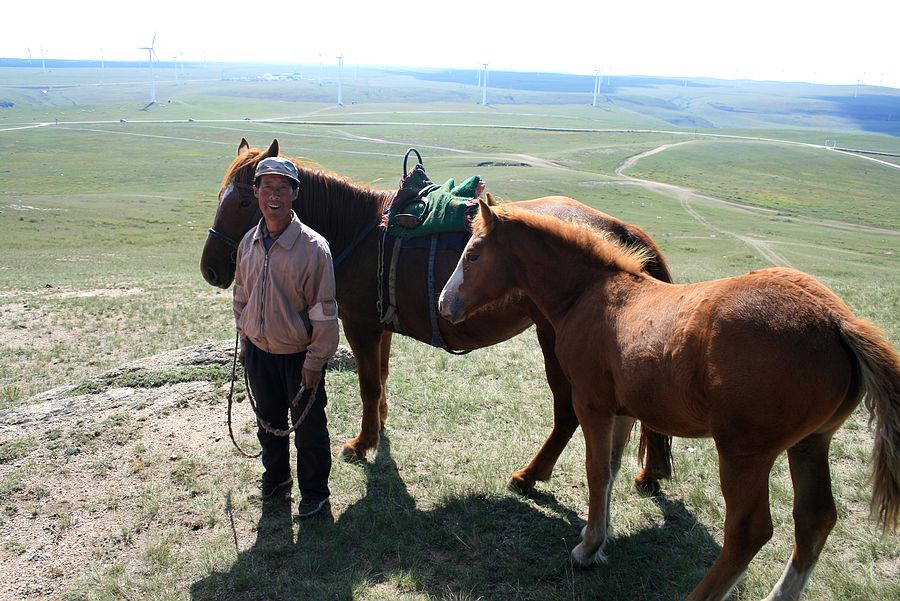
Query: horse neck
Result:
<box><xmin>293</xmin><ymin>167</ymin><xmax>394</xmax><ymax>257</ymax></box>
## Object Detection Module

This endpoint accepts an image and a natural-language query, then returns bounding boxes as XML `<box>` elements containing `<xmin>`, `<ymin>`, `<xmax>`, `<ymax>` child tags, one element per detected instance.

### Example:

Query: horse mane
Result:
<box><xmin>221</xmin><ymin>148</ymin><xmax>263</xmax><ymax>188</ymax></box>
<box><xmin>481</xmin><ymin>204</ymin><xmax>652</xmax><ymax>276</ymax></box>
<box><xmin>293</xmin><ymin>164</ymin><xmax>395</xmax><ymax>256</ymax></box>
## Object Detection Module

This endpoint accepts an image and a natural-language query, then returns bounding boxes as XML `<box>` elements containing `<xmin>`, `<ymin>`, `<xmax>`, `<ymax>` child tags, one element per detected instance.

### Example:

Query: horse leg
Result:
<box><xmin>687</xmin><ymin>450</ymin><xmax>777</xmax><ymax>601</ymax></box>
<box><xmin>603</xmin><ymin>415</ymin><xmax>635</xmax><ymax>535</ymax></box>
<box><xmin>763</xmin><ymin>432</ymin><xmax>838</xmax><ymax>601</ymax></box>
<box><xmin>508</xmin><ymin>318</ymin><xmax>579</xmax><ymax>493</ymax></box>
<box><xmin>510</xmin><ymin>317</ymin><xmax>668</xmax><ymax>496</ymax></box>
<box><xmin>340</xmin><ymin>321</ymin><xmax>387</xmax><ymax>461</ymax></box>
<box><xmin>377</xmin><ymin>331</ymin><xmax>392</xmax><ymax>426</ymax></box>
<box><xmin>570</xmin><ymin>408</ymin><xmax>615</xmax><ymax>567</ymax></box>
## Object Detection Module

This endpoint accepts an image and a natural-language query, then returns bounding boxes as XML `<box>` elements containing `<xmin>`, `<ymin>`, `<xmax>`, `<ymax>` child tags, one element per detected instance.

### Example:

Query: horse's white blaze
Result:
<box><xmin>763</xmin><ymin>559</ymin><xmax>814</xmax><ymax>601</ymax></box>
<box><xmin>438</xmin><ymin>257</ymin><xmax>465</xmax><ymax>321</ymax></box>
<box><xmin>219</xmin><ymin>182</ymin><xmax>234</xmax><ymax>202</ymax></box>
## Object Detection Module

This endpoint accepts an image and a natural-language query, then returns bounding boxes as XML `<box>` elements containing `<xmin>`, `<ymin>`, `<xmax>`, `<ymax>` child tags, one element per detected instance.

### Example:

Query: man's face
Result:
<box><xmin>254</xmin><ymin>174</ymin><xmax>299</xmax><ymax>231</ymax></box>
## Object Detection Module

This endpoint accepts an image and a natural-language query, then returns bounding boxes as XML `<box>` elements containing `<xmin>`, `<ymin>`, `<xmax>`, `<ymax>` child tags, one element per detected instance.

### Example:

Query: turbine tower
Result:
<box><xmin>336</xmin><ymin>53</ymin><xmax>344</xmax><ymax>106</ymax></box>
<box><xmin>481</xmin><ymin>63</ymin><xmax>489</xmax><ymax>105</ymax></box>
<box><xmin>592</xmin><ymin>68</ymin><xmax>602</xmax><ymax>107</ymax></box>
<box><xmin>139</xmin><ymin>33</ymin><xmax>159</xmax><ymax>104</ymax></box>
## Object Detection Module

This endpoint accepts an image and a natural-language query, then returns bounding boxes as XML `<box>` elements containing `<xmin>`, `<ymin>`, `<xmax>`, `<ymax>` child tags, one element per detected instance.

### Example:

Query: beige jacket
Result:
<box><xmin>233</xmin><ymin>213</ymin><xmax>339</xmax><ymax>372</ymax></box>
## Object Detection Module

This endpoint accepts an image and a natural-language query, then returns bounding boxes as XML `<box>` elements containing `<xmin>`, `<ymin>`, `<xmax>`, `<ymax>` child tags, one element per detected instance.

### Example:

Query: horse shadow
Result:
<box><xmin>190</xmin><ymin>433</ymin><xmax>720</xmax><ymax>600</ymax></box>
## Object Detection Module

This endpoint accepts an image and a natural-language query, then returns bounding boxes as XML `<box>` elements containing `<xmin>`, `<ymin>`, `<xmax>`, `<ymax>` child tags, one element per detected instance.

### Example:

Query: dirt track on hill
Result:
<box><xmin>613</xmin><ymin>141</ymin><xmax>899</xmax><ymax>267</ymax></box>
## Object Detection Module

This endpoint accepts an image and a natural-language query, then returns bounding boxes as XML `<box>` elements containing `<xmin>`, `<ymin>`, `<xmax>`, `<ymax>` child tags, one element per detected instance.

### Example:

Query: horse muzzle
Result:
<box><xmin>438</xmin><ymin>291</ymin><xmax>467</xmax><ymax>325</ymax></box>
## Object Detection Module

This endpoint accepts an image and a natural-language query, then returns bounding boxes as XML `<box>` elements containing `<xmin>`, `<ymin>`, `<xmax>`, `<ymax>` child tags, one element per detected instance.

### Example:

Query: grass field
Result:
<box><xmin>0</xmin><ymin>66</ymin><xmax>898</xmax><ymax>600</ymax></box>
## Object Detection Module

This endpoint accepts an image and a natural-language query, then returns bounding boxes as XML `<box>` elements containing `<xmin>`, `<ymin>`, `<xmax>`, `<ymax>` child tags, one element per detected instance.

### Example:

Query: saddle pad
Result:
<box><xmin>386</xmin><ymin>176</ymin><xmax>483</xmax><ymax>239</ymax></box>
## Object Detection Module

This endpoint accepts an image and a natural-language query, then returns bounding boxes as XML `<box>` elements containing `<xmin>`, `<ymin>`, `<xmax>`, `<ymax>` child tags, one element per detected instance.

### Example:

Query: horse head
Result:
<box><xmin>200</xmin><ymin>138</ymin><xmax>281</xmax><ymax>288</ymax></box>
<box><xmin>438</xmin><ymin>198</ymin><xmax>511</xmax><ymax>324</ymax></box>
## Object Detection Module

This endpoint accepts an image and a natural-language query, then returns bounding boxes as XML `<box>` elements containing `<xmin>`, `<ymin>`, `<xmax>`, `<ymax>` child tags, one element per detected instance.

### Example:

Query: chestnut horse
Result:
<box><xmin>201</xmin><ymin>139</ymin><xmax>676</xmax><ymax>493</ymax></box>
<box><xmin>438</xmin><ymin>199</ymin><xmax>900</xmax><ymax>601</ymax></box>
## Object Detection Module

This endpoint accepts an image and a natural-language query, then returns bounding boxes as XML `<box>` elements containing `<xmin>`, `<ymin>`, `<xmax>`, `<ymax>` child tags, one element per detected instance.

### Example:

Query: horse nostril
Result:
<box><xmin>205</xmin><ymin>266</ymin><xmax>219</xmax><ymax>285</ymax></box>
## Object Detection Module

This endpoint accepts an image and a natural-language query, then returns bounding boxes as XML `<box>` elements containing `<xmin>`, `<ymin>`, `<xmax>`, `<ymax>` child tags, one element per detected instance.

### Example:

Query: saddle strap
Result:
<box><xmin>380</xmin><ymin>235</ymin><xmax>403</xmax><ymax>331</ymax></box>
<box><xmin>427</xmin><ymin>235</ymin><xmax>442</xmax><ymax>348</ymax></box>
<box><xmin>377</xmin><ymin>229</ymin><xmax>471</xmax><ymax>355</ymax></box>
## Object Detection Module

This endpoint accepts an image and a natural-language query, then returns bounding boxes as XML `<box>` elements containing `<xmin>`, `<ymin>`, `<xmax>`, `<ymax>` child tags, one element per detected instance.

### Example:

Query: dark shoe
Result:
<box><xmin>261</xmin><ymin>476</ymin><xmax>293</xmax><ymax>499</ymax></box>
<box><xmin>297</xmin><ymin>497</ymin><xmax>329</xmax><ymax>518</ymax></box>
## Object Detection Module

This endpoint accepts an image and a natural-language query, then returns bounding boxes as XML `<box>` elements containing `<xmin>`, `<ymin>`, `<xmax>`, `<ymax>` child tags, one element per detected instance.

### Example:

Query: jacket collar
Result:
<box><xmin>252</xmin><ymin>212</ymin><xmax>302</xmax><ymax>250</ymax></box>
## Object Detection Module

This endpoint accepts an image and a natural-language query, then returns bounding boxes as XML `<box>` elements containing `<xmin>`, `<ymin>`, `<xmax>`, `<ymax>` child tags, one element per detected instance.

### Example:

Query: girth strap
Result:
<box><xmin>427</xmin><ymin>235</ymin><xmax>442</xmax><ymax>348</ymax></box>
<box><xmin>381</xmin><ymin>236</ymin><xmax>403</xmax><ymax>330</ymax></box>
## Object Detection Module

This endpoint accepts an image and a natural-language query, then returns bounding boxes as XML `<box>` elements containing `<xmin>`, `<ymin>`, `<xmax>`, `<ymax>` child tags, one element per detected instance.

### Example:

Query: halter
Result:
<box><xmin>207</xmin><ymin>227</ymin><xmax>242</xmax><ymax>249</ymax></box>
<box><xmin>207</xmin><ymin>178</ymin><xmax>259</xmax><ymax>250</ymax></box>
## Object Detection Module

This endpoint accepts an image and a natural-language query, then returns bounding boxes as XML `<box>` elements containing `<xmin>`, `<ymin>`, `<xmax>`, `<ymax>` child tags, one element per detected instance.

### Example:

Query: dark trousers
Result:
<box><xmin>245</xmin><ymin>342</ymin><xmax>331</xmax><ymax>501</ymax></box>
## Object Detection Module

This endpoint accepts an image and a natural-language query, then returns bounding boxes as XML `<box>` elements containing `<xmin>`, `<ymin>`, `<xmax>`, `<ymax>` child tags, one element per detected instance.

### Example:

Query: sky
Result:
<box><xmin>2</xmin><ymin>0</ymin><xmax>898</xmax><ymax>88</ymax></box>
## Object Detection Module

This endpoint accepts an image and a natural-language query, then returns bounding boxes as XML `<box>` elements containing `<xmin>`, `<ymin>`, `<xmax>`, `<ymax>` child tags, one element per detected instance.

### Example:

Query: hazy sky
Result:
<box><xmin>2</xmin><ymin>0</ymin><xmax>898</xmax><ymax>87</ymax></box>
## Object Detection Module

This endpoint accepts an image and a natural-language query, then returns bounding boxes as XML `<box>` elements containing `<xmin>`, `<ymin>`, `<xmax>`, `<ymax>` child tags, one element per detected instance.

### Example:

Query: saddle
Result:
<box><xmin>382</xmin><ymin>149</ymin><xmax>484</xmax><ymax>239</ymax></box>
<box><xmin>377</xmin><ymin>149</ymin><xmax>483</xmax><ymax>353</ymax></box>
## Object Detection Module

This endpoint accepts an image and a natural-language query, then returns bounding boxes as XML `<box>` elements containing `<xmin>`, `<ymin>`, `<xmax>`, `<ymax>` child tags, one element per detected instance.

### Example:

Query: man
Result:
<box><xmin>233</xmin><ymin>156</ymin><xmax>339</xmax><ymax>518</ymax></box>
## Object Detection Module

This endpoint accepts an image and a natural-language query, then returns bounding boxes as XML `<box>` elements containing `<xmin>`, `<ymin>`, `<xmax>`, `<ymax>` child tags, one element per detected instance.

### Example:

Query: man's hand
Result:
<box><xmin>238</xmin><ymin>339</ymin><xmax>247</xmax><ymax>365</ymax></box>
<box><xmin>301</xmin><ymin>367</ymin><xmax>322</xmax><ymax>391</ymax></box>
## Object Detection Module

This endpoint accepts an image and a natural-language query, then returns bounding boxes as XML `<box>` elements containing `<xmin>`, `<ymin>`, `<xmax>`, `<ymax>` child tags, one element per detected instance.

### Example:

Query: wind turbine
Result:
<box><xmin>592</xmin><ymin>67</ymin><xmax>602</xmax><ymax>107</ymax></box>
<box><xmin>139</xmin><ymin>33</ymin><xmax>159</xmax><ymax>105</ymax></box>
<box><xmin>337</xmin><ymin>53</ymin><xmax>344</xmax><ymax>106</ymax></box>
<box><xmin>481</xmin><ymin>63</ymin><xmax>489</xmax><ymax>105</ymax></box>
<box><xmin>40</xmin><ymin>46</ymin><xmax>46</xmax><ymax>73</ymax></box>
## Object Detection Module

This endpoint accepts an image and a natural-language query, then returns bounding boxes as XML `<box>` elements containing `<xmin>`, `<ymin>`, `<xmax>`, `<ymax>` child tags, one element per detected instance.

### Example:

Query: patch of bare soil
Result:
<box><xmin>0</xmin><ymin>341</ymin><xmax>355</xmax><ymax>599</ymax></box>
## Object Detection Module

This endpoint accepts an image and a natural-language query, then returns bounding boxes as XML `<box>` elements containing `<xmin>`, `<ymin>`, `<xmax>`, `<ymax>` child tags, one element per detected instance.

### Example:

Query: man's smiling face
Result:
<box><xmin>254</xmin><ymin>174</ymin><xmax>299</xmax><ymax>234</ymax></box>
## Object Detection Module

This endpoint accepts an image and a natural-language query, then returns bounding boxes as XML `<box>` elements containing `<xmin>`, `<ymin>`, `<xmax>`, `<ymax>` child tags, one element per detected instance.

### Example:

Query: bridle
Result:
<box><xmin>207</xmin><ymin>179</ymin><xmax>259</xmax><ymax>251</ymax></box>
<box><xmin>206</xmin><ymin>227</ymin><xmax>242</xmax><ymax>249</ymax></box>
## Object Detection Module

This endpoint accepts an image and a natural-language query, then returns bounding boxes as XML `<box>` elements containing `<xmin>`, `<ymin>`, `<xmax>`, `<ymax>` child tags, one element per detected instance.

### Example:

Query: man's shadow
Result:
<box><xmin>191</xmin><ymin>432</ymin><xmax>720</xmax><ymax>600</ymax></box>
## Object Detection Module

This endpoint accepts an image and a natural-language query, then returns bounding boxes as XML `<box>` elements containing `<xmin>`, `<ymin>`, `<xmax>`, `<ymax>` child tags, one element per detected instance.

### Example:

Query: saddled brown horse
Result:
<box><xmin>439</xmin><ymin>199</ymin><xmax>900</xmax><ymax>601</ymax></box>
<box><xmin>201</xmin><ymin>138</ymin><xmax>677</xmax><ymax>493</ymax></box>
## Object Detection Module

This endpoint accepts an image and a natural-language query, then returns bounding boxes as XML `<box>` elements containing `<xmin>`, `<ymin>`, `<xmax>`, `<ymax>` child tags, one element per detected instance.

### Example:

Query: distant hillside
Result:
<box><xmin>399</xmin><ymin>67</ymin><xmax>900</xmax><ymax>136</ymax></box>
<box><xmin>2</xmin><ymin>58</ymin><xmax>898</xmax><ymax>136</ymax></box>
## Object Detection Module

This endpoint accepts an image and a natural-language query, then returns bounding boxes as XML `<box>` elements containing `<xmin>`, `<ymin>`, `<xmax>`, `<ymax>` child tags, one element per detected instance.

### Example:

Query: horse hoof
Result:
<box><xmin>341</xmin><ymin>444</ymin><xmax>367</xmax><ymax>463</ymax></box>
<box><xmin>570</xmin><ymin>542</ymin><xmax>607</xmax><ymax>567</ymax></box>
<box><xmin>633</xmin><ymin>473</ymin><xmax>662</xmax><ymax>497</ymax></box>
<box><xmin>507</xmin><ymin>471</ymin><xmax>536</xmax><ymax>495</ymax></box>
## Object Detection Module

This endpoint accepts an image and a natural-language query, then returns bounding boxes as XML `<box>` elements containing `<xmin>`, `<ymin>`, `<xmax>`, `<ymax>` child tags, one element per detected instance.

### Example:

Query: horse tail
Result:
<box><xmin>637</xmin><ymin>424</ymin><xmax>674</xmax><ymax>480</ymax></box>
<box><xmin>840</xmin><ymin>317</ymin><xmax>900</xmax><ymax>534</ymax></box>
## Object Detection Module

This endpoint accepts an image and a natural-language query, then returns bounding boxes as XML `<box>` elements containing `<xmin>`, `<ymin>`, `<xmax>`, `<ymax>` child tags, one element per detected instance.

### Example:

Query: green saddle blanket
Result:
<box><xmin>385</xmin><ymin>167</ymin><xmax>483</xmax><ymax>239</ymax></box>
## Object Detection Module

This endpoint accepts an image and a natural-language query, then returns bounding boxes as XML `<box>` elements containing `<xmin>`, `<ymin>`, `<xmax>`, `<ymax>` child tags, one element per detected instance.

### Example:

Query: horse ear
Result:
<box><xmin>265</xmin><ymin>139</ymin><xmax>279</xmax><ymax>157</ymax></box>
<box><xmin>478</xmin><ymin>197</ymin><xmax>497</xmax><ymax>233</ymax></box>
<box><xmin>238</xmin><ymin>138</ymin><xmax>250</xmax><ymax>155</ymax></box>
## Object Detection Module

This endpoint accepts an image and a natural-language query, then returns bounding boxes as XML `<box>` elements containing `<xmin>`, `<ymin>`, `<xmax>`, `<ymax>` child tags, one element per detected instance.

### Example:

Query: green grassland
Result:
<box><xmin>0</xmin><ymin>65</ymin><xmax>898</xmax><ymax>600</ymax></box>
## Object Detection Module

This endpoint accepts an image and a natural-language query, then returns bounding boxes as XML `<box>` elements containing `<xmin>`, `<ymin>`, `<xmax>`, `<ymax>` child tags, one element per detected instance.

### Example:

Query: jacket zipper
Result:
<box><xmin>259</xmin><ymin>248</ymin><xmax>270</xmax><ymax>342</ymax></box>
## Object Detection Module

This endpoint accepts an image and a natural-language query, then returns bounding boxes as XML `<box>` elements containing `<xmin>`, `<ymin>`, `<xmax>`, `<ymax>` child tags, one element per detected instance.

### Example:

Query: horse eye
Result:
<box><xmin>239</xmin><ymin>197</ymin><xmax>252</xmax><ymax>208</ymax></box>
<box><xmin>467</xmin><ymin>253</ymin><xmax>480</xmax><ymax>263</ymax></box>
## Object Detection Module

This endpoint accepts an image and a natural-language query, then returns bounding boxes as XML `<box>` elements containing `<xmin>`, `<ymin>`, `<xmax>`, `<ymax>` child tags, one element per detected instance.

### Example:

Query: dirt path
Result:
<box><xmin>614</xmin><ymin>141</ymin><xmax>899</xmax><ymax>267</ymax></box>
<box><xmin>615</xmin><ymin>141</ymin><xmax>793</xmax><ymax>267</ymax></box>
